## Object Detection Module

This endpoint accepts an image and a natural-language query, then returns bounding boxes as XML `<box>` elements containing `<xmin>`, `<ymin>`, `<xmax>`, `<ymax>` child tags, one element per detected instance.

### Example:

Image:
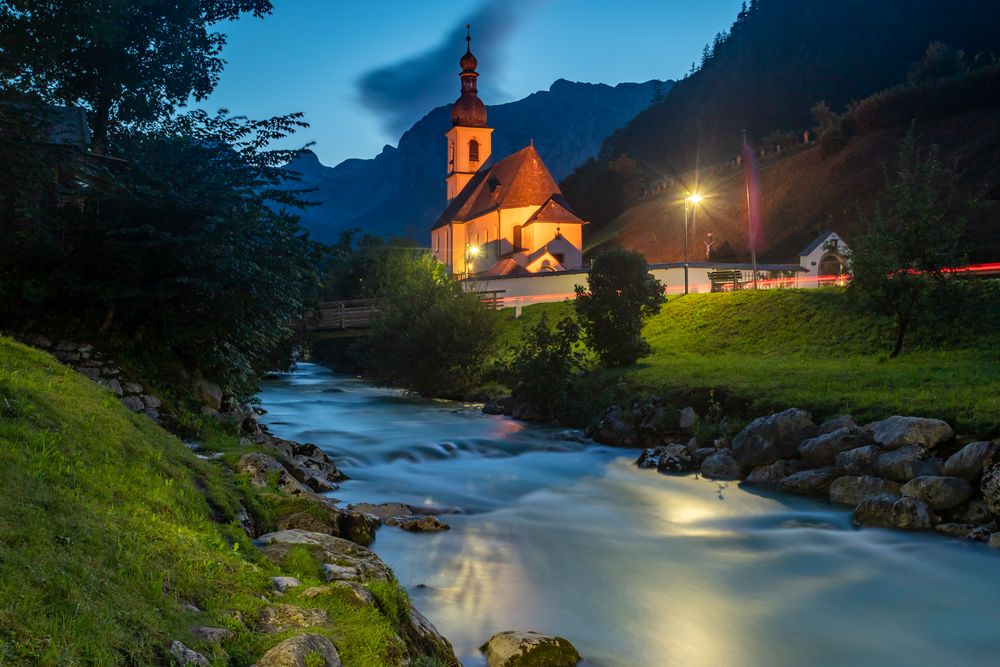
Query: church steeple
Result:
<box><xmin>445</xmin><ymin>24</ymin><xmax>493</xmax><ymax>201</ymax></box>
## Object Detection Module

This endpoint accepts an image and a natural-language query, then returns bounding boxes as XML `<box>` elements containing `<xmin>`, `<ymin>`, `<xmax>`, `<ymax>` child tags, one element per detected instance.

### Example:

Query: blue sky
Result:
<box><xmin>203</xmin><ymin>0</ymin><xmax>744</xmax><ymax>166</ymax></box>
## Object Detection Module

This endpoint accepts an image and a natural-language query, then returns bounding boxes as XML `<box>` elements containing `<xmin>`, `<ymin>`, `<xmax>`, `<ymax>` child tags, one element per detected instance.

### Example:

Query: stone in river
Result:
<box><xmin>854</xmin><ymin>494</ymin><xmax>936</xmax><ymax>530</ymax></box>
<box><xmin>798</xmin><ymin>427</ymin><xmax>863</xmax><ymax>466</ymax></box>
<box><xmin>829</xmin><ymin>476</ymin><xmax>901</xmax><ymax>506</ymax></box>
<box><xmin>480</xmin><ymin>630</ymin><xmax>581</xmax><ymax>667</ymax></box>
<box><xmin>744</xmin><ymin>460</ymin><xmax>805</xmax><ymax>486</ymax></box>
<box><xmin>730</xmin><ymin>408</ymin><xmax>817</xmax><ymax>466</ymax></box>
<box><xmin>779</xmin><ymin>467</ymin><xmax>842</xmax><ymax>497</ymax></box>
<box><xmin>900</xmin><ymin>476</ymin><xmax>973</xmax><ymax>511</ymax></box>
<box><xmin>876</xmin><ymin>445</ymin><xmax>941</xmax><ymax>483</ymax></box>
<box><xmin>701</xmin><ymin>451</ymin><xmax>743</xmax><ymax>480</ymax></box>
<box><xmin>836</xmin><ymin>445</ymin><xmax>881</xmax><ymax>475</ymax></box>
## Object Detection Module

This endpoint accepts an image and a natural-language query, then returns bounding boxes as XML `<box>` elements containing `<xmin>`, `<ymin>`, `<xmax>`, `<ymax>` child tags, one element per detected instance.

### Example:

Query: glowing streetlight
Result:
<box><xmin>683</xmin><ymin>193</ymin><xmax>703</xmax><ymax>294</ymax></box>
<box><xmin>465</xmin><ymin>243</ymin><xmax>481</xmax><ymax>278</ymax></box>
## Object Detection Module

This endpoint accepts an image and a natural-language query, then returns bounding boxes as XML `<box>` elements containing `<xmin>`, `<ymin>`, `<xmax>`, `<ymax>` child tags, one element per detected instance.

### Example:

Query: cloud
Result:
<box><xmin>356</xmin><ymin>0</ymin><xmax>540</xmax><ymax>138</ymax></box>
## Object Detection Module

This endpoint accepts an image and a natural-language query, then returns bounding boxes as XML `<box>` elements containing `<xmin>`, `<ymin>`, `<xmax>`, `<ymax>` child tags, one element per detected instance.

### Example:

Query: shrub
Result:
<box><xmin>507</xmin><ymin>314</ymin><xmax>585</xmax><ymax>420</ymax></box>
<box><xmin>574</xmin><ymin>249</ymin><xmax>665</xmax><ymax>367</ymax></box>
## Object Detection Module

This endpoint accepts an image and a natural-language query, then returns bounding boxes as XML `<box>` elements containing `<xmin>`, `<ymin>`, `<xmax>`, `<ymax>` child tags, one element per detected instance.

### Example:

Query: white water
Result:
<box><xmin>259</xmin><ymin>364</ymin><xmax>1000</xmax><ymax>667</ymax></box>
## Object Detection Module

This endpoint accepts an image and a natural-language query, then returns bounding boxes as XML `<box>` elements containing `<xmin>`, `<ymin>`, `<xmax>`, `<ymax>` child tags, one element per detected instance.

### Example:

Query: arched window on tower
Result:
<box><xmin>469</xmin><ymin>139</ymin><xmax>480</xmax><ymax>166</ymax></box>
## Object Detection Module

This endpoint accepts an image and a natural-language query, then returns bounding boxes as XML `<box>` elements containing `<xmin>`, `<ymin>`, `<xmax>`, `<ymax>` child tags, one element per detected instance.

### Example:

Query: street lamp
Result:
<box><xmin>683</xmin><ymin>193</ymin><xmax>703</xmax><ymax>294</ymax></box>
<box><xmin>465</xmin><ymin>243</ymin><xmax>481</xmax><ymax>279</ymax></box>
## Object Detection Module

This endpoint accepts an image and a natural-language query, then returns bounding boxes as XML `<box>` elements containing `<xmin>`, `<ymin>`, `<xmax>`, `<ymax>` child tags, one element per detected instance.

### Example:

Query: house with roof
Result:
<box><xmin>799</xmin><ymin>230</ymin><xmax>849</xmax><ymax>277</ymax></box>
<box><xmin>431</xmin><ymin>29</ymin><xmax>586</xmax><ymax>278</ymax></box>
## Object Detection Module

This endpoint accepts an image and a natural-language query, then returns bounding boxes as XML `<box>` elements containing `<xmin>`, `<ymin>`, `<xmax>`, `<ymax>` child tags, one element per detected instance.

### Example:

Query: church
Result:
<box><xmin>431</xmin><ymin>29</ymin><xmax>587</xmax><ymax>278</ymax></box>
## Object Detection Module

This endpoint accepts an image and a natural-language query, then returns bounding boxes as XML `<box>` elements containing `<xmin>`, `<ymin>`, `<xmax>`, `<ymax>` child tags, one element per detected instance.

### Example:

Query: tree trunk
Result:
<box><xmin>89</xmin><ymin>94</ymin><xmax>112</xmax><ymax>155</ymax></box>
<box><xmin>890</xmin><ymin>310</ymin><xmax>910</xmax><ymax>358</ymax></box>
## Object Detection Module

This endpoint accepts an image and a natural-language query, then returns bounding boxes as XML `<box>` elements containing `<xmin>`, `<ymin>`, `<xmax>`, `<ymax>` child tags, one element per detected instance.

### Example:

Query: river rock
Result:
<box><xmin>779</xmin><ymin>467</ymin><xmax>842</xmax><ymax>496</ymax></box>
<box><xmin>337</xmin><ymin>509</ymin><xmax>381</xmax><ymax>546</ymax></box>
<box><xmin>656</xmin><ymin>444</ymin><xmax>697</xmax><ymax>472</ymax></box>
<box><xmin>990</xmin><ymin>533</ymin><xmax>1000</xmax><ymax>550</ymax></box>
<box><xmin>480</xmin><ymin>631</ymin><xmax>581</xmax><ymax>667</ymax></box>
<box><xmin>876</xmin><ymin>445</ymin><xmax>941</xmax><ymax>482</ymax></box>
<box><xmin>798</xmin><ymin>427</ymin><xmax>863</xmax><ymax>466</ymax></box>
<box><xmin>592</xmin><ymin>405</ymin><xmax>636</xmax><ymax>447</ymax></box>
<box><xmin>678</xmin><ymin>406</ymin><xmax>698</xmax><ymax>430</ymax></box>
<box><xmin>943</xmin><ymin>441</ymin><xmax>998</xmax><ymax>482</ymax></box>
<box><xmin>169</xmin><ymin>641</ymin><xmax>209</xmax><ymax>666</ymax></box>
<box><xmin>934</xmin><ymin>523</ymin><xmax>976</xmax><ymax>538</ymax></box>
<box><xmin>818</xmin><ymin>415</ymin><xmax>861</xmax><ymax>435</ymax></box>
<box><xmin>237</xmin><ymin>453</ymin><xmax>311</xmax><ymax>495</ymax></box>
<box><xmin>854</xmin><ymin>494</ymin><xmax>936</xmax><ymax>530</ymax></box>
<box><xmin>255</xmin><ymin>530</ymin><xmax>392</xmax><ymax>582</ymax></box>
<box><xmin>256</xmin><ymin>633</ymin><xmax>342</xmax><ymax>667</ymax></box>
<box><xmin>744</xmin><ymin>460</ymin><xmax>805</xmax><ymax>486</ymax></box>
<box><xmin>980</xmin><ymin>463</ymin><xmax>1000</xmax><ymax>518</ymax></box>
<box><xmin>636</xmin><ymin>448</ymin><xmax>662</xmax><ymax>469</ymax></box>
<box><xmin>900</xmin><ymin>476</ymin><xmax>973</xmax><ymax>511</ymax></box>
<box><xmin>256</xmin><ymin>604</ymin><xmax>328</xmax><ymax>634</ymax></box>
<box><xmin>701</xmin><ymin>451</ymin><xmax>743</xmax><ymax>480</ymax></box>
<box><xmin>871</xmin><ymin>416</ymin><xmax>953</xmax><ymax>450</ymax></box>
<box><xmin>836</xmin><ymin>445</ymin><xmax>881</xmax><ymax>475</ymax></box>
<box><xmin>730</xmin><ymin>408</ymin><xmax>817</xmax><ymax>466</ymax></box>
<box><xmin>401</xmin><ymin>606</ymin><xmax>461</xmax><ymax>666</ymax></box>
<box><xmin>948</xmin><ymin>499</ymin><xmax>993</xmax><ymax>525</ymax></box>
<box><xmin>483</xmin><ymin>396</ymin><xmax>513</xmax><ymax>415</ymax></box>
<box><xmin>829</xmin><ymin>476</ymin><xmax>901</xmax><ymax>506</ymax></box>
<box><xmin>385</xmin><ymin>515</ymin><xmax>450</xmax><ymax>532</ymax></box>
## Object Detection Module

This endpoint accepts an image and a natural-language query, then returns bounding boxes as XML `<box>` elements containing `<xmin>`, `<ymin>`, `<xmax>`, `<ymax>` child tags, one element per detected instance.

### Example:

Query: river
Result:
<box><xmin>259</xmin><ymin>363</ymin><xmax>1000</xmax><ymax>667</ymax></box>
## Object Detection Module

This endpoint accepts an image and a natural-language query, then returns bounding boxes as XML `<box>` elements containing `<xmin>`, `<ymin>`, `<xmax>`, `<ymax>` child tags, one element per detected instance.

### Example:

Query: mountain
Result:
<box><xmin>285</xmin><ymin>79</ymin><xmax>669</xmax><ymax>243</ymax></box>
<box><xmin>564</xmin><ymin>0</ymin><xmax>1000</xmax><ymax>230</ymax></box>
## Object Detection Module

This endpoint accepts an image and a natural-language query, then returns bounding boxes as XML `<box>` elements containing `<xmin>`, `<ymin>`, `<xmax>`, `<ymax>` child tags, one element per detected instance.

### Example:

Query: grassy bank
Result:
<box><xmin>500</xmin><ymin>286</ymin><xmax>1000</xmax><ymax>436</ymax></box>
<box><xmin>0</xmin><ymin>337</ymin><xmax>415</xmax><ymax>666</ymax></box>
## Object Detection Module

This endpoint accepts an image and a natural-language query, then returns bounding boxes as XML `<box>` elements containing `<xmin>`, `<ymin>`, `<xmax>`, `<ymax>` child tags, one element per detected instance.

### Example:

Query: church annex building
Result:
<box><xmin>431</xmin><ymin>30</ymin><xmax>587</xmax><ymax>278</ymax></box>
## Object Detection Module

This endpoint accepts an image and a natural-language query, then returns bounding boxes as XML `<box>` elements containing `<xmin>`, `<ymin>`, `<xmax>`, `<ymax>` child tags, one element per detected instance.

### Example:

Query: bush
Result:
<box><xmin>507</xmin><ymin>314</ymin><xmax>585</xmax><ymax>420</ymax></box>
<box><xmin>363</xmin><ymin>252</ymin><xmax>500</xmax><ymax>397</ymax></box>
<box><xmin>574</xmin><ymin>249</ymin><xmax>665</xmax><ymax>367</ymax></box>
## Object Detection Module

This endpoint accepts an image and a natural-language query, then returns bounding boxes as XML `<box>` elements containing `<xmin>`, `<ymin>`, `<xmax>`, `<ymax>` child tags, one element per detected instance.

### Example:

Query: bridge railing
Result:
<box><xmin>307</xmin><ymin>299</ymin><xmax>377</xmax><ymax>331</ymax></box>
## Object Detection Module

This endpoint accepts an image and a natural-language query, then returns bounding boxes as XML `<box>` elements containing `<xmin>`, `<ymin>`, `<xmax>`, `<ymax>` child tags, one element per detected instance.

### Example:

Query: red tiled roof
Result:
<box><xmin>479</xmin><ymin>257</ymin><xmax>531</xmax><ymax>276</ymax></box>
<box><xmin>432</xmin><ymin>144</ymin><xmax>583</xmax><ymax>230</ymax></box>
<box><xmin>524</xmin><ymin>196</ymin><xmax>586</xmax><ymax>226</ymax></box>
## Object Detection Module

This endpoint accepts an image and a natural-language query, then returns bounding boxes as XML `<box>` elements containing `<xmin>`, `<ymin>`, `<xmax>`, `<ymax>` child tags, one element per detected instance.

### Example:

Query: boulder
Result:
<box><xmin>385</xmin><ymin>515</ymin><xmax>450</xmax><ymax>532</ymax></box>
<box><xmin>948</xmin><ymin>499</ymin><xmax>993</xmax><ymax>525</ymax></box>
<box><xmin>836</xmin><ymin>445</ymin><xmax>881</xmax><ymax>476</ymax></box>
<box><xmin>401</xmin><ymin>607</ymin><xmax>460</xmax><ymax>666</ymax></box>
<box><xmin>336</xmin><ymin>510</ymin><xmax>381</xmax><ymax>547</ymax></box>
<box><xmin>701</xmin><ymin>451</ymin><xmax>743</xmax><ymax>480</ymax></box>
<box><xmin>255</xmin><ymin>530</ymin><xmax>392</xmax><ymax>582</ymax></box>
<box><xmin>870</xmin><ymin>416</ymin><xmax>953</xmax><ymax>450</ymax></box>
<box><xmin>255</xmin><ymin>633</ymin><xmax>342</xmax><ymax>667</ymax></box>
<box><xmin>480</xmin><ymin>631</ymin><xmax>581</xmax><ymax>667</ymax></box>
<box><xmin>980</xmin><ymin>463</ymin><xmax>1000</xmax><ymax>518</ymax></box>
<box><xmin>817</xmin><ymin>415</ymin><xmax>861</xmax><ymax>435</ymax></box>
<box><xmin>829</xmin><ymin>476</ymin><xmax>901</xmax><ymax>506</ymax></box>
<box><xmin>256</xmin><ymin>604</ymin><xmax>329</xmax><ymax>634</ymax></box>
<box><xmin>744</xmin><ymin>460</ymin><xmax>805</xmax><ymax>486</ymax></box>
<box><xmin>900</xmin><ymin>476</ymin><xmax>973</xmax><ymax>511</ymax></box>
<box><xmin>270</xmin><ymin>576</ymin><xmax>302</xmax><ymax>592</ymax></box>
<box><xmin>934</xmin><ymin>523</ymin><xmax>975</xmax><ymax>538</ymax></box>
<box><xmin>346</xmin><ymin>502</ymin><xmax>414</xmax><ymax>521</ymax></box>
<box><xmin>330</xmin><ymin>581</ymin><xmax>378</xmax><ymax>607</ymax></box>
<box><xmin>635</xmin><ymin>447</ymin><xmax>663</xmax><ymax>469</ymax></box>
<box><xmin>798</xmin><ymin>428</ymin><xmax>864</xmax><ymax>467</ymax></box>
<box><xmin>591</xmin><ymin>406</ymin><xmax>636</xmax><ymax>447</ymax></box>
<box><xmin>276</xmin><ymin>511</ymin><xmax>340</xmax><ymax>536</ymax></box>
<box><xmin>98</xmin><ymin>378</ymin><xmax>124</xmax><ymax>397</ymax></box>
<box><xmin>121</xmin><ymin>395</ymin><xmax>145</xmax><ymax>412</ymax></box>
<box><xmin>943</xmin><ymin>441</ymin><xmax>998</xmax><ymax>482</ymax></box>
<box><xmin>168</xmin><ymin>641</ymin><xmax>209</xmax><ymax>667</ymax></box>
<box><xmin>192</xmin><ymin>377</ymin><xmax>223</xmax><ymax>411</ymax></box>
<box><xmin>656</xmin><ymin>444</ymin><xmax>697</xmax><ymax>472</ymax></box>
<box><xmin>237</xmin><ymin>453</ymin><xmax>311</xmax><ymax>495</ymax></box>
<box><xmin>990</xmin><ymin>533</ymin><xmax>1000</xmax><ymax>550</ymax></box>
<box><xmin>730</xmin><ymin>408</ymin><xmax>817</xmax><ymax>466</ymax></box>
<box><xmin>854</xmin><ymin>494</ymin><xmax>936</xmax><ymax>530</ymax></box>
<box><xmin>968</xmin><ymin>526</ymin><xmax>993</xmax><ymax>543</ymax></box>
<box><xmin>779</xmin><ymin>467</ymin><xmax>842</xmax><ymax>497</ymax></box>
<box><xmin>143</xmin><ymin>394</ymin><xmax>163</xmax><ymax>410</ymax></box>
<box><xmin>876</xmin><ymin>446</ymin><xmax>941</xmax><ymax>483</ymax></box>
<box><xmin>678</xmin><ymin>406</ymin><xmax>698</xmax><ymax>430</ymax></box>
<box><xmin>483</xmin><ymin>396</ymin><xmax>513</xmax><ymax>415</ymax></box>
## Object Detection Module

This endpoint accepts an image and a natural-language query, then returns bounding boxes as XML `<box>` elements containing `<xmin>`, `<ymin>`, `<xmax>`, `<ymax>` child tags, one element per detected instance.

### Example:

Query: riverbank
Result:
<box><xmin>0</xmin><ymin>336</ymin><xmax>456</xmax><ymax>666</ymax></box>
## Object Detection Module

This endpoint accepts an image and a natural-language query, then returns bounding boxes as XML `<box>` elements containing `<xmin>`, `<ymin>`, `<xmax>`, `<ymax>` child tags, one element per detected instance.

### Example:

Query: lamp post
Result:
<box><xmin>465</xmin><ymin>243</ymin><xmax>480</xmax><ymax>279</ymax></box>
<box><xmin>683</xmin><ymin>193</ymin><xmax>703</xmax><ymax>294</ymax></box>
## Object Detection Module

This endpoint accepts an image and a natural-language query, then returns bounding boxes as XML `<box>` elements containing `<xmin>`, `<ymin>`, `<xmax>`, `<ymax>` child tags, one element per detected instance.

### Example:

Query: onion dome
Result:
<box><xmin>451</xmin><ymin>24</ymin><xmax>487</xmax><ymax>127</ymax></box>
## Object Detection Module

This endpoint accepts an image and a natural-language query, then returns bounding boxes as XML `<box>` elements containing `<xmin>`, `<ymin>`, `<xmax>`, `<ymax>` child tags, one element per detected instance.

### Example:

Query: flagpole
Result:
<box><xmin>742</xmin><ymin>130</ymin><xmax>760</xmax><ymax>289</ymax></box>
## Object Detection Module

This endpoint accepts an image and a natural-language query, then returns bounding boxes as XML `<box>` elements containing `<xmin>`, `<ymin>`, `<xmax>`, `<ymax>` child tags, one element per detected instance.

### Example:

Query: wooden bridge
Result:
<box><xmin>304</xmin><ymin>291</ymin><xmax>505</xmax><ymax>336</ymax></box>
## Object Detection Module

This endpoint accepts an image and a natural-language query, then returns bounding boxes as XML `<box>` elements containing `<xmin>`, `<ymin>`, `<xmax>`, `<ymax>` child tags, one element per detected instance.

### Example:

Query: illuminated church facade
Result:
<box><xmin>431</xmin><ymin>30</ymin><xmax>587</xmax><ymax>277</ymax></box>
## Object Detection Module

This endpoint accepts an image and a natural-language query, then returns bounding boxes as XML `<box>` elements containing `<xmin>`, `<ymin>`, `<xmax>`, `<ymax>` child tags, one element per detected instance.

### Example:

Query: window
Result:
<box><xmin>552</xmin><ymin>253</ymin><xmax>565</xmax><ymax>265</ymax></box>
<box><xmin>512</xmin><ymin>225</ymin><xmax>523</xmax><ymax>251</ymax></box>
<box><xmin>469</xmin><ymin>139</ymin><xmax>480</xmax><ymax>164</ymax></box>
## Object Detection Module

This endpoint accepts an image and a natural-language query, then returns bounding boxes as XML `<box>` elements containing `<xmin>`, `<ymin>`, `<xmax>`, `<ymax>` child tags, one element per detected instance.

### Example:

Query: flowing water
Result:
<box><xmin>259</xmin><ymin>363</ymin><xmax>1000</xmax><ymax>667</ymax></box>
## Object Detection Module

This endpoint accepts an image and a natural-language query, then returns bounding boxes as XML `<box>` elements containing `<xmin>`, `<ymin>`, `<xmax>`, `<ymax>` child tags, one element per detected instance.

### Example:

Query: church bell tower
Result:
<box><xmin>445</xmin><ymin>25</ymin><xmax>493</xmax><ymax>201</ymax></box>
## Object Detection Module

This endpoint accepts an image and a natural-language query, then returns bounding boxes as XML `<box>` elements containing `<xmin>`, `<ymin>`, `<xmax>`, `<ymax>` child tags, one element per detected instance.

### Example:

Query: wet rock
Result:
<box><xmin>483</xmin><ymin>396</ymin><xmax>513</xmax><ymax>415</ymax></box>
<box><xmin>385</xmin><ymin>515</ymin><xmax>450</xmax><ymax>532</ymax></box>
<box><xmin>701</xmin><ymin>451</ymin><xmax>743</xmax><ymax>480</ymax></box>
<box><xmin>169</xmin><ymin>640</ymin><xmax>209</xmax><ymax>666</ymax></box>
<box><xmin>854</xmin><ymin>494</ymin><xmax>936</xmax><ymax>530</ymax></box>
<box><xmin>656</xmin><ymin>444</ymin><xmax>697</xmax><ymax>472</ymax></box>
<box><xmin>779</xmin><ymin>467</ymin><xmax>842</xmax><ymax>497</ymax></box>
<box><xmin>346</xmin><ymin>502</ymin><xmax>414</xmax><ymax>521</ymax></box>
<box><xmin>256</xmin><ymin>604</ymin><xmax>328</xmax><ymax>634</ymax></box>
<box><xmin>934</xmin><ymin>523</ymin><xmax>975</xmax><ymax>538</ymax></box>
<box><xmin>948</xmin><ymin>499</ymin><xmax>993</xmax><ymax>525</ymax></box>
<box><xmin>731</xmin><ymin>408</ymin><xmax>817</xmax><ymax>466</ymax></box>
<box><xmin>943</xmin><ymin>441</ymin><xmax>998</xmax><ymax>482</ymax></box>
<box><xmin>981</xmin><ymin>463</ymin><xmax>1000</xmax><ymax>518</ymax></box>
<box><xmin>836</xmin><ymin>445</ymin><xmax>881</xmax><ymax>476</ymax></box>
<box><xmin>990</xmin><ymin>533</ymin><xmax>1000</xmax><ymax>550</ymax></box>
<box><xmin>190</xmin><ymin>626</ymin><xmax>233</xmax><ymax>644</ymax></box>
<box><xmin>876</xmin><ymin>445</ymin><xmax>942</xmax><ymax>483</ymax></box>
<box><xmin>900</xmin><ymin>476</ymin><xmax>973</xmax><ymax>511</ymax></box>
<box><xmin>798</xmin><ymin>427</ymin><xmax>864</xmax><ymax>467</ymax></box>
<box><xmin>237</xmin><ymin>453</ymin><xmax>310</xmax><ymax>495</ymax></box>
<box><xmin>401</xmin><ymin>607</ymin><xmax>460</xmax><ymax>666</ymax></box>
<box><xmin>829</xmin><ymin>476</ymin><xmax>901</xmax><ymax>506</ymax></box>
<box><xmin>678</xmin><ymin>406</ymin><xmax>698</xmax><ymax>430</ymax></box>
<box><xmin>744</xmin><ymin>460</ymin><xmax>805</xmax><ymax>486</ymax></box>
<box><xmin>255</xmin><ymin>530</ymin><xmax>392</xmax><ymax>582</ymax></box>
<box><xmin>635</xmin><ymin>448</ymin><xmax>662</xmax><ymax>469</ymax></box>
<box><xmin>255</xmin><ymin>633</ymin><xmax>342</xmax><ymax>667</ymax></box>
<box><xmin>967</xmin><ymin>526</ymin><xmax>993</xmax><ymax>543</ymax></box>
<box><xmin>270</xmin><ymin>576</ymin><xmax>302</xmax><ymax>593</ymax></box>
<box><xmin>336</xmin><ymin>510</ymin><xmax>381</xmax><ymax>546</ymax></box>
<box><xmin>592</xmin><ymin>405</ymin><xmax>636</xmax><ymax>447</ymax></box>
<box><xmin>480</xmin><ymin>631</ymin><xmax>581</xmax><ymax>667</ymax></box>
<box><xmin>871</xmin><ymin>416</ymin><xmax>953</xmax><ymax>450</ymax></box>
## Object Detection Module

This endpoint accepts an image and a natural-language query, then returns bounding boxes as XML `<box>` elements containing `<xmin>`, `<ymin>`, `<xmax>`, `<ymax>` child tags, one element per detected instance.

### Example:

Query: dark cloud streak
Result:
<box><xmin>356</xmin><ymin>0</ymin><xmax>540</xmax><ymax>138</ymax></box>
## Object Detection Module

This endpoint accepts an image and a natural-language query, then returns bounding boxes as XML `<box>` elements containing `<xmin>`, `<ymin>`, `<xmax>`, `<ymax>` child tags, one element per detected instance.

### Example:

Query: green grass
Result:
<box><xmin>0</xmin><ymin>337</ymin><xmax>412</xmax><ymax>666</ymax></box>
<box><xmin>503</xmin><ymin>286</ymin><xmax>1000</xmax><ymax>436</ymax></box>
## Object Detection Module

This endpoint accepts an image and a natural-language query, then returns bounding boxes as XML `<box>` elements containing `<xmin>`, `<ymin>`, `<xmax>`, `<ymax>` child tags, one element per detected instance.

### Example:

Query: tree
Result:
<box><xmin>908</xmin><ymin>42</ymin><xmax>967</xmax><ymax>85</ymax></box>
<box><xmin>574</xmin><ymin>249</ymin><xmax>665</xmax><ymax>367</ymax></box>
<box><xmin>0</xmin><ymin>0</ymin><xmax>273</xmax><ymax>151</ymax></box>
<box><xmin>363</xmin><ymin>252</ymin><xmax>500</xmax><ymax>397</ymax></box>
<box><xmin>847</xmin><ymin>129</ymin><xmax>969</xmax><ymax>358</ymax></box>
<box><xmin>507</xmin><ymin>314</ymin><xmax>585</xmax><ymax>421</ymax></box>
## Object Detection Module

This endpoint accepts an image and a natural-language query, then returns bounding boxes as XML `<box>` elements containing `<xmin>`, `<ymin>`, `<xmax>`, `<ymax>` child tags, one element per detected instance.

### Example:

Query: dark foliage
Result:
<box><xmin>507</xmin><ymin>314</ymin><xmax>585</xmax><ymax>421</ymax></box>
<box><xmin>574</xmin><ymin>249</ymin><xmax>665</xmax><ymax>367</ymax></box>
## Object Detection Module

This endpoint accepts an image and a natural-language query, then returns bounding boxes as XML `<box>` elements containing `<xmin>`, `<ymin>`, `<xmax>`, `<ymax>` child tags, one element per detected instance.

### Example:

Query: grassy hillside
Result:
<box><xmin>588</xmin><ymin>105</ymin><xmax>1000</xmax><ymax>264</ymax></box>
<box><xmin>503</xmin><ymin>287</ymin><xmax>1000</xmax><ymax>436</ymax></box>
<box><xmin>0</xmin><ymin>338</ymin><xmax>409</xmax><ymax>666</ymax></box>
